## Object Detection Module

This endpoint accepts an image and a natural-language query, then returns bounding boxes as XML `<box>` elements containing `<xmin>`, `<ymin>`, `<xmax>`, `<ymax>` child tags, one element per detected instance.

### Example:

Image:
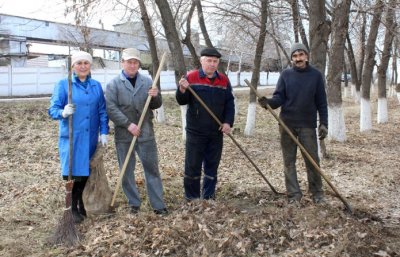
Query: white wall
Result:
<box><xmin>0</xmin><ymin>66</ymin><xmax>278</xmax><ymax>97</ymax></box>
<box><xmin>0</xmin><ymin>66</ymin><xmax>67</xmax><ymax>96</ymax></box>
<box><xmin>227</xmin><ymin>71</ymin><xmax>279</xmax><ymax>86</ymax></box>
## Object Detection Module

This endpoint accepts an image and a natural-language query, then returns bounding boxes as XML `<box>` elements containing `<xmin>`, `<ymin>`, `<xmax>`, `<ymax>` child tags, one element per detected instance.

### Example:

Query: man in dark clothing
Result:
<box><xmin>258</xmin><ymin>42</ymin><xmax>328</xmax><ymax>204</ymax></box>
<box><xmin>176</xmin><ymin>47</ymin><xmax>235</xmax><ymax>201</ymax></box>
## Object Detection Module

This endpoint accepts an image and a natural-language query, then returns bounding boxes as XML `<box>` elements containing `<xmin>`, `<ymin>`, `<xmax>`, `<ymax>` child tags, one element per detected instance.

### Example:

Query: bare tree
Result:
<box><xmin>360</xmin><ymin>0</ymin><xmax>384</xmax><ymax>132</ymax></box>
<box><xmin>154</xmin><ymin>0</ymin><xmax>186</xmax><ymax>80</ymax></box>
<box><xmin>289</xmin><ymin>0</ymin><xmax>309</xmax><ymax>49</ymax></box>
<box><xmin>137</xmin><ymin>0</ymin><xmax>168</xmax><ymax>123</ymax></box>
<box><xmin>326</xmin><ymin>0</ymin><xmax>352</xmax><ymax>142</ymax></box>
<box><xmin>209</xmin><ymin>0</ymin><xmax>292</xmax><ymax>70</ymax></box>
<box><xmin>308</xmin><ymin>0</ymin><xmax>330</xmax><ymax>75</ymax></box>
<box><xmin>64</xmin><ymin>2</ymin><xmax>93</xmax><ymax>53</ymax></box>
<box><xmin>267</xmin><ymin>9</ymin><xmax>285</xmax><ymax>72</ymax></box>
<box><xmin>345</xmin><ymin>33</ymin><xmax>360</xmax><ymax>99</ymax></box>
<box><xmin>181</xmin><ymin>1</ymin><xmax>201</xmax><ymax>68</ymax></box>
<box><xmin>290</xmin><ymin>0</ymin><xmax>301</xmax><ymax>43</ymax></box>
<box><xmin>64</xmin><ymin>0</ymin><xmax>112</xmax><ymax>54</ymax></box>
<box><xmin>137</xmin><ymin>0</ymin><xmax>160</xmax><ymax>77</ymax></box>
<box><xmin>154</xmin><ymin>0</ymin><xmax>188</xmax><ymax>139</ymax></box>
<box><xmin>356</xmin><ymin>9</ymin><xmax>367</xmax><ymax>102</ymax></box>
<box><xmin>390</xmin><ymin>37</ymin><xmax>398</xmax><ymax>85</ymax></box>
<box><xmin>376</xmin><ymin>0</ymin><xmax>396</xmax><ymax>124</ymax></box>
<box><xmin>390</xmin><ymin>37</ymin><xmax>398</xmax><ymax>97</ymax></box>
<box><xmin>195</xmin><ymin>0</ymin><xmax>213</xmax><ymax>48</ymax></box>
<box><xmin>244</xmin><ymin>0</ymin><xmax>269</xmax><ymax>136</ymax></box>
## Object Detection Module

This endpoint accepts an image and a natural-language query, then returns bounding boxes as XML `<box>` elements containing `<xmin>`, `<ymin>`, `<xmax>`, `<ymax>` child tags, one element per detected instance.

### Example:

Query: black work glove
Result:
<box><xmin>258</xmin><ymin>96</ymin><xmax>270</xmax><ymax>109</ymax></box>
<box><xmin>318</xmin><ymin>124</ymin><xmax>328</xmax><ymax>140</ymax></box>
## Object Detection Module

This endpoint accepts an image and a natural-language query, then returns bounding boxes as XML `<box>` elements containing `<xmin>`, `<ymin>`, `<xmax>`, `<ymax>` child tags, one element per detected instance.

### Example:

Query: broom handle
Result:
<box><xmin>67</xmin><ymin>56</ymin><xmax>73</xmax><ymax>182</ymax></box>
<box><xmin>245</xmin><ymin>79</ymin><xmax>352</xmax><ymax>213</ymax></box>
<box><xmin>184</xmin><ymin>83</ymin><xmax>282</xmax><ymax>195</ymax></box>
<box><xmin>111</xmin><ymin>53</ymin><xmax>166</xmax><ymax>207</ymax></box>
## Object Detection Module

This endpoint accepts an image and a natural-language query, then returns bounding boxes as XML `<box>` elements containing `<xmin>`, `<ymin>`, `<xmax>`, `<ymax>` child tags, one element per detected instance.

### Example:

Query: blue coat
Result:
<box><xmin>48</xmin><ymin>74</ymin><xmax>109</xmax><ymax>177</ymax></box>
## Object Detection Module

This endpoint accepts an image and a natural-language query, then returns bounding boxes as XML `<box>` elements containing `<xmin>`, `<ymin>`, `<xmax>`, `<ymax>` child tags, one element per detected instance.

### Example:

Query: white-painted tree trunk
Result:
<box><xmin>155</xmin><ymin>104</ymin><xmax>166</xmax><ymax>123</ymax></box>
<box><xmin>351</xmin><ymin>84</ymin><xmax>356</xmax><ymax>97</ymax></box>
<box><xmin>371</xmin><ymin>82</ymin><xmax>376</xmax><ymax>95</ymax></box>
<box><xmin>353</xmin><ymin>89</ymin><xmax>361</xmax><ymax>103</ymax></box>
<box><xmin>328</xmin><ymin>104</ymin><xmax>347</xmax><ymax>142</ymax></box>
<box><xmin>388</xmin><ymin>85</ymin><xmax>394</xmax><ymax>97</ymax></box>
<box><xmin>377</xmin><ymin>97</ymin><xmax>388</xmax><ymax>124</ymax></box>
<box><xmin>244</xmin><ymin>102</ymin><xmax>257</xmax><ymax>136</ymax></box>
<box><xmin>360</xmin><ymin>97</ymin><xmax>372</xmax><ymax>132</ymax></box>
<box><xmin>397</xmin><ymin>92</ymin><xmax>400</xmax><ymax>103</ymax></box>
<box><xmin>343</xmin><ymin>85</ymin><xmax>351</xmax><ymax>98</ymax></box>
<box><xmin>180</xmin><ymin>105</ymin><xmax>187</xmax><ymax>141</ymax></box>
<box><xmin>233</xmin><ymin>92</ymin><xmax>238</xmax><ymax>116</ymax></box>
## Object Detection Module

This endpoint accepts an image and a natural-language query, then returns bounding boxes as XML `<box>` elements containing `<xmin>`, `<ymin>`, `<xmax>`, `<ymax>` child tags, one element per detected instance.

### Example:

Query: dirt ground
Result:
<box><xmin>0</xmin><ymin>89</ymin><xmax>399</xmax><ymax>257</ymax></box>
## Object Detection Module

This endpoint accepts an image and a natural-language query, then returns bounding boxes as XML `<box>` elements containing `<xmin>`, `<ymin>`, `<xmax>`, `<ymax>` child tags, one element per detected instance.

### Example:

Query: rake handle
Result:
<box><xmin>184</xmin><ymin>84</ymin><xmax>282</xmax><ymax>195</ymax></box>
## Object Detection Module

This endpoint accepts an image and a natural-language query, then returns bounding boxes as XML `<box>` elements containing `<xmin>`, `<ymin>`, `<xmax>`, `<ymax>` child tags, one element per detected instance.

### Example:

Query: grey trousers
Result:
<box><xmin>279</xmin><ymin>126</ymin><xmax>323</xmax><ymax>200</ymax></box>
<box><xmin>115</xmin><ymin>139</ymin><xmax>166</xmax><ymax>210</ymax></box>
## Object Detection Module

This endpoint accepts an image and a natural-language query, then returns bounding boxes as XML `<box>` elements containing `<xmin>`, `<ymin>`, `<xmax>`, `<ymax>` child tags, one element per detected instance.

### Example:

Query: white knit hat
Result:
<box><xmin>71</xmin><ymin>51</ymin><xmax>93</xmax><ymax>66</ymax></box>
<box><xmin>121</xmin><ymin>48</ymin><xmax>141</xmax><ymax>61</ymax></box>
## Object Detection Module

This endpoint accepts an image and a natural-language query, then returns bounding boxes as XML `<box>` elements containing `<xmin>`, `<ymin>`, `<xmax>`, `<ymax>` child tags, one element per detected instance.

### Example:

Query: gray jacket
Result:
<box><xmin>105</xmin><ymin>72</ymin><xmax>162</xmax><ymax>143</ymax></box>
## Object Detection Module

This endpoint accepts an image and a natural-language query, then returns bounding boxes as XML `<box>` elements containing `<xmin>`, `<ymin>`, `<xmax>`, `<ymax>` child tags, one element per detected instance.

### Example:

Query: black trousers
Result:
<box><xmin>184</xmin><ymin>133</ymin><xmax>223</xmax><ymax>200</ymax></box>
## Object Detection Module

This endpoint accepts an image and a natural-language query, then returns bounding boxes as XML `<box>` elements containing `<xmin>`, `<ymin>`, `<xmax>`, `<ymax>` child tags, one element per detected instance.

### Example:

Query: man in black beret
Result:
<box><xmin>176</xmin><ymin>47</ymin><xmax>235</xmax><ymax>201</ymax></box>
<box><xmin>200</xmin><ymin>47</ymin><xmax>222</xmax><ymax>58</ymax></box>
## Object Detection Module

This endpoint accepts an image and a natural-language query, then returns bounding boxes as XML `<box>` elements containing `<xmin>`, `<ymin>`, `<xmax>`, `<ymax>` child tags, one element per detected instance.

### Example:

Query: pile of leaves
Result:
<box><xmin>0</xmin><ymin>90</ymin><xmax>399</xmax><ymax>256</ymax></box>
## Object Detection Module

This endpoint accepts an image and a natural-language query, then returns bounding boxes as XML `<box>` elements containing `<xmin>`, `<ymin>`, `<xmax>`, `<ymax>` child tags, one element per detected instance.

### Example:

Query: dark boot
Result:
<box><xmin>77</xmin><ymin>179</ymin><xmax>87</xmax><ymax>217</ymax></box>
<box><xmin>78</xmin><ymin>200</ymin><xmax>87</xmax><ymax>217</ymax></box>
<box><xmin>72</xmin><ymin>182</ymin><xmax>84</xmax><ymax>224</ymax></box>
<box><xmin>72</xmin><ymin>209</ymin><xmax>84</xmax><ymax>224</ymax></box>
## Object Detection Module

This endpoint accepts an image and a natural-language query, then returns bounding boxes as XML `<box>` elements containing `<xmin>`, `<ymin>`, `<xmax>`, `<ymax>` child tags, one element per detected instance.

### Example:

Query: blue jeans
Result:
<box><xmin>184</xmin><ymin>133</ymin><xmax>223</xmax><ymax>200</ymax></box>
<box><xmin>115</xmin><ymin>139</ymin><xmax>166</xmax><ymax>210</ymax></box>
<box><xmin>279</xmin><ymin>126</ymin><xmax>323</xmax><ymax>200</ymax></box>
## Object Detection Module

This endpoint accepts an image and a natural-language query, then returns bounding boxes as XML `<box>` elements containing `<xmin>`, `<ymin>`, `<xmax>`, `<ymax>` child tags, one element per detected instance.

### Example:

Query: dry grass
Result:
<box><xmin>0</xmin><ymin>90</ymin><xmax>399</xmax><ymax>256</ymax></box>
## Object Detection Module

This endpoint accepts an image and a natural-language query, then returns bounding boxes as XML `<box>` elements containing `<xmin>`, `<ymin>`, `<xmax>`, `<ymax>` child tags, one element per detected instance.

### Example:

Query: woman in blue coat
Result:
<box><xmin>48</xmin><ymin>51</ymin><xmax>109</xmax><ymax>223</ymax></box>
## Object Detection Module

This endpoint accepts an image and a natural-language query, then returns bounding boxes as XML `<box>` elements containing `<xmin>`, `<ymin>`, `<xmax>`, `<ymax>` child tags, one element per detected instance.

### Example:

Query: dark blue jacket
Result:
<box><xmin>176</xmin><ymin>69</ymin><xmax>235</xmax><ymax>136</ymax></box>
<box><xmin>268</xmin><ymin>64</ymin><xmax>328</xmax><ymax>128</ymax></box>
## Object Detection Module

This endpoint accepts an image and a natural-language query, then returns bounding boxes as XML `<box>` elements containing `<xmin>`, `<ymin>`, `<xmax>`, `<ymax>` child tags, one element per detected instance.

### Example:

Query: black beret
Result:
<box><xmin>200</xmin><ymin>47</ymin><xmax>222</xmax><ymax>58</ymax></box>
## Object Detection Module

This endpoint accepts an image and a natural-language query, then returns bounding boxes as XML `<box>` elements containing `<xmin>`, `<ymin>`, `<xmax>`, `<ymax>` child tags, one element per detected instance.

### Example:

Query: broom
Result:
<box><xmin>49</xmin><ymin>56</ymin><xmax>80</xmax><ymax>246</ymax></box>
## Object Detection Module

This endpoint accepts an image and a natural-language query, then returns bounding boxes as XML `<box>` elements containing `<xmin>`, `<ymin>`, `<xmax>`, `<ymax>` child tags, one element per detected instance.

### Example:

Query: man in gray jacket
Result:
<box><xmin>105</xmin><ymin>48</ymin><xmax>167</xmax><ymax>215</ymax></box>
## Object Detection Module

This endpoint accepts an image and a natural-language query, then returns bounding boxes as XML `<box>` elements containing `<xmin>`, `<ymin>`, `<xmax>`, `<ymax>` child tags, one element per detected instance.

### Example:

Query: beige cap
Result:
<box><xmin>71</xmin><ymin>51</ymin><xmax>93</xmax><ymax>66</ymax></box>
<box><xmin>121</xmin><ymin>48</ymin><xmax>141</xmax><ymax>61</ymax></box>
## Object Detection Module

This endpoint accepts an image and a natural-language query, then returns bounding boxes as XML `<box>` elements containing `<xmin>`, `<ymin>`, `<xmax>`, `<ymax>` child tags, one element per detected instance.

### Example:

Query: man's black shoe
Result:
<box><xmin>130</xmin><ymin>206</ymin><xmax>140</xmax><ymax>214</ymax></box>
<box><xmin>154</xmin><ymin>208</ymin><xmax>168</xmax><ymax>215</ymax></box>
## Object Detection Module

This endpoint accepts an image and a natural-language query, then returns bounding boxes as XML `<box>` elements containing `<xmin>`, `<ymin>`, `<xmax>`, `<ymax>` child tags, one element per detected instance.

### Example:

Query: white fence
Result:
<box><xmin>227</xmin><ymin>71</ymin><xmax>279</xmax><ymax>87</ymax></box>
<box><xmin>0</xmin><ymin>66</ymin><xmax>278</xmax><ymax>97</ymax></box>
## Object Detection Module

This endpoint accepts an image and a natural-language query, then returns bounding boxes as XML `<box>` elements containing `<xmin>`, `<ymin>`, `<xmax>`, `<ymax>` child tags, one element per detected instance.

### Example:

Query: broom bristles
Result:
<box><xmin>48</xmin><ymin>207</ymin><xmax>79</xmax><ymax>247</ymax></box>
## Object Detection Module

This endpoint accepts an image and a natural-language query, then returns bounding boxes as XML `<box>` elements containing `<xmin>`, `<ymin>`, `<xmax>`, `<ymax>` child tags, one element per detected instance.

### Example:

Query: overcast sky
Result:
<box><xmin>0</xmin><ymin>0</ymin><xmax>124</xmax><ymax>55</ymax></box>
<box><xmin>1</xmin><ymin>0</ymin><xmax>67</xmax><ymax>22</ymax></box>
<box><xmin>0</xmin><ymin>0</ymin><xmax>119</xmax><ymax>30</ymax></box>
